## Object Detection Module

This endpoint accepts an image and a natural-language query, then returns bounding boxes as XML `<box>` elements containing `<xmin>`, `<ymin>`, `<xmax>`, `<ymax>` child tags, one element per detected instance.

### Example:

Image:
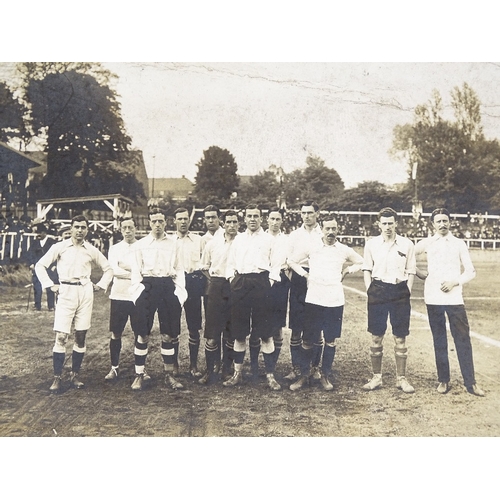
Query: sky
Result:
<box><xmin>102</xmin><ymin>62</ymin><xmax>500</xmax><ymax>188</ymax></box>
<box><xmin>3</xmin><ymin>62</ymin><xmax>500</xmax><ymax>189</ymax></box>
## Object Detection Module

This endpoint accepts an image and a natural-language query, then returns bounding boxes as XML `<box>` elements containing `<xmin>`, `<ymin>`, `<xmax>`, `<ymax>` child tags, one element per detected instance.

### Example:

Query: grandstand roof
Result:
<box><xmin>36</xmin><ymin>194</ymin><xmax>134</xmax><ymax>205</ymax></box>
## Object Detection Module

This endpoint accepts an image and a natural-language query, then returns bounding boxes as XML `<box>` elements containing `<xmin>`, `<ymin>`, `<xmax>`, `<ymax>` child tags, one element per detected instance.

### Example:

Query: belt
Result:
<box><xmin>60</xmin><ymin>280</ymin><xmax>83</xmax><ymax>286</ymax></box>
<box><xmin>373</xmin><ymin>279</ymin><xmax>407</xmax><ymax>285</ymax></box>
<box><xmin>236</xmin><ymin>271</ymin><xmax>269</xmax><ymax>277</ymax></box>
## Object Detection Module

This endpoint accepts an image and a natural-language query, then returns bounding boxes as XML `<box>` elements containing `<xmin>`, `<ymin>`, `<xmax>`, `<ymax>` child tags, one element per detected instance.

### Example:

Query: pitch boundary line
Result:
<box><xmin>343</xmin><ymin>285</ymin><xmax>500</xmax><ymax>349</ymax></box>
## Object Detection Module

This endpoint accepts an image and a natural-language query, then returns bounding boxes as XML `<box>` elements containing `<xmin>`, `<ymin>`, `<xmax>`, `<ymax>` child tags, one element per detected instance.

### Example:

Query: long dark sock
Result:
<box><xmin>71</xmin><ymin>349</ymin><xmax>85</xmax><ymax>373</ymax></box>
<box><xmin>223</xmin><ymin>339</ymin><xmax>234</xmax><ymax>372</ymax></box>
<box><xmin>188</xmin><ymin>332</ymin><xmax>200</xmax><ymax>368</ymax></box>
<box><xmin>110</xmin><ymin>338</ymin><xmax>122</xmax><ymax>367</ymax></box>
<box><xmin>161</xmin><ymin>340</ymin><xmax>175</xmax><ymax>365</ymax></box>
<box><xmin>321</xmin><ymin>345</ymin><xmax>336</xmax><ymax>376</ymax></box>
<box><xmin>272</xmin><ymin>335</ymin><xmax>283</xmax><ymax>366</ymax></box>
<box><xmin>312</xmin><ymin>338</ymin><xmax>324</xmax><ymax>367</ymax></box>
<box><xmin>53</xmin><ymin>352</ymin><xmax>65</xmax><ymax>376</ymax></box>
<box><xmin>205</xmin><ymin>343</ymin><xmax>219</xmax><ymax>374</ymax></box>
<box><xmin>249</xmin><ymin>338</ymin><xmax>261</xmax><ymax>376</ymax></box>
<box><xmin>290</xmin><ymin>333</ymin><xmax>302</xmax><ymax>368</ymax></box>
<box><xmin>298</xmin><ymin>346</ymin><xmax>314</xmax><ymax>377</ymax></box>
<box><xmin>233</xmin><ymin>349</ymin><xmax>245</xmax><ymax>365</ymax></box>
<box><xmin>263</xmin><ymin>352</ymin><xmax>276</xmax><ymax>374</ymax></box>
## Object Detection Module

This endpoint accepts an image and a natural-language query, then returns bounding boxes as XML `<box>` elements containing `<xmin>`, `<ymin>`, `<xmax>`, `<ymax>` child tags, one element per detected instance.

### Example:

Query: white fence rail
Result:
<box><xmin>3</xmin><ymin>232</ymin><xmax>500</xmax><ymax>263</ymax></box>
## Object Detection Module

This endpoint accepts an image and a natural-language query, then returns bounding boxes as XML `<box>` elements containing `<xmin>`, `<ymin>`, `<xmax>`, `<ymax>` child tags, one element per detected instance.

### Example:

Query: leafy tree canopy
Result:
<box><xmin>237</xmin><ymin>167</ymin><xmax>282</xmax><ymax>208</ymax></box>
<box><xmin>336</xmin><ymin>181</ymin><xmax>410</xmax><ymax>212</ymax></box>
<box><xmin>391</xmin><ymin>83</ymin><xmax>500</xmax><ymax>213</ymax></box>
<box><xmin>17</xmin><ymin>62</ymin><xmax>143</xmax><ymax>201</ymax></box>
<box><xmin>0</xmin><ymin>81</ymin><xmax>27</xmax><ymax>143</ymax></box>
<box><xmin>284</xmin><ymin>154</ymin><xmax>344</xmax><ymax>209</ymax></box>
<box><xmin>194</xmin><ymin>145</ymin><xmax>239</xmax><ymax>206</ymax></box>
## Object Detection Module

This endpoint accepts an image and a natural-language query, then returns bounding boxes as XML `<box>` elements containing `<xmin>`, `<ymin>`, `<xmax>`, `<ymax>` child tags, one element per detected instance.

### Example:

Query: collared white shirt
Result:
<box><xmin>130</xmin><ymin>232</ymin><xmax>186</xmax><ymax>304</ymax></box>
<box><xmin>226</xmin><ymin>227</ymin><xmax>281</xmax><ymax>282</ymax></box>
<box><xmin>296</xmin><ymin>239</ymin><xmax>363</xmax><ymax>307</ymax></box>
<box><xmin>131</xmin><ymin>233</ymin><xmax>183</xmax><ymax>283</ymax></box>
<box><xmin>174</xmin><ymin>231</ymin><xmax>202</xmax><ymax>274</ymax></box>
<box><xmin>201</xmin><ymin>232</ymin><xmax>234</xmax><ymax>277</ymax></box>
<box><xmin>287</xmin><ymin>223</ymin><xmax>323</xmax><ymax>268</ymax></box>
<box><xmin>108</xmin><ymin>239</ymin><xmax>136</xmax><ymax>301</ymax></box>
<box><xmin>35</xmin><ymin>238</ymin><xmax>113</xmax><ymax>290</ymax></box>
<box><xmin>363</xmin><ymin>234</ymin><xmax>416</xmax><ymax>284</ymax></box>
<box><xmin>201</xmin><ymin>226</ymin><xmax>224</xmax><ymax>253</ymax></box>
<box><xmin>415</xmin><ymin>232</ymin><xmax>476</xmax><ymax>305</ymax></box>
<box><xmin>266</xmin><ymin>230</ymin><xmax>290</xmax><ymax>271</ymax></box>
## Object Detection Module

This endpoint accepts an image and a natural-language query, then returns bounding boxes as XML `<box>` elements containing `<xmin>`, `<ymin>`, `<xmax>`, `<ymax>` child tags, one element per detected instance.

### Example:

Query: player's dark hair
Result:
<box><xmin>245</xmin><ymin>204</ymin><xmax>261</xmax><ymax>216</ymax></box>
<box><xmin>174</xmin><ymin>207</ymin><xmax>189</xmax><ymax>217</ymax></box>
<box><xmin>120</xmin><ymin>217</ymin><xmax>136</xmax><ymax>226</ymax></box>
<box><xmin>148</xmin><ymin>207</ymin><xmax>165</xmax><ymax>219</ymax></box>
<box><xmin>268</xmin><ymin>206</ymin><xmax>282</xmax><ymax>216</ymax></box>
<box><xmin>300</xmin><ymin>200</ymin><xmax>319</xmax><ymax>212</ymax></box>
<box><xmin>223</xmin><ymin>210</ymin><xmax>239</xmax><ymax>221</ymax></box>
<box><xmin>321</xmin><ymin>215</ymin><xmax>337</xmax><ymax>225</ymax></box>
<box><xmin>430</xmin><ymin>208</ymin><xmax>451</xmax><ymax>221</ymax></box>
<box><xmin>378</xmin><ymin>207</ymin><xmax>398</xmax><ymax>220</ymax></box>
<box><xmin>71</xmin><ymin>215</ymin><xmax>89</xmax><ymax>227</ymax></box>
<box><xmin>204</xmin><ymin>205</ymin><xmax>220</xmax><ymax>216</ymax></box>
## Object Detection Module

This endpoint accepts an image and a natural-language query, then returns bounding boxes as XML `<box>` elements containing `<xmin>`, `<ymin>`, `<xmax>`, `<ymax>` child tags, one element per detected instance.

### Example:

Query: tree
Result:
<box><xmin>17</xmin><ymin>63</ymin><xmax>143</xmax><ymax>201</ymax></box>
<box><xmin>194</xmin><ymin>146</ymin><xmax>239</xmax><ymax>206</ymax></box>
<box><xmin>336</xmin><ymin>181</ymin><xmax>409</xmax><ymax>212</ymax></box>
<box><xmin>237</xmin><ymin>167</ymin><xmax>282</xmax><ymax>207</ymax></box>
<box><xmin>284</xmin><ymin>154</ymin><xmax>344</xmax><ymax>209</ymax></box>
<box><xmin>391</xmin><ymin>83</ymin><xmax>500</xmax><ymax>213</ymax></box>
<box><xmin>0</xmin><ymin>81</ymin><xmax>27</xmax><ymax>143</ymax></box>
<box><xmin>451</xmin><ymin>82</ymin><xmax>483</xmax><ymax>141</ymax></box>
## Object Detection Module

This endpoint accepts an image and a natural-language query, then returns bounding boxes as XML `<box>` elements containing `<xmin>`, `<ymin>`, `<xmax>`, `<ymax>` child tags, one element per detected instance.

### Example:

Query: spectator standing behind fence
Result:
<box><xmin>35</xmin><ymin>215</ymin><xmax>113</xmax><ymax>393</ymax></box>
<box><xmin>362</xmin><ymin>207</ymin><xmax>416</xmax><ymax>394</ymax></box>
<box><xmin>415</xmin><ymin>208</ymin><xmax>484</xmax><ymax>397</ymax></box>
<box><xmin>104</xmin><ymin>217</ymin><xmax>139</xmax><ymax>382</ymax></box>
<box><xmin>28</xmin><ymin>223</ymin><xmax>57</xmax><ymax>311</ymax></box>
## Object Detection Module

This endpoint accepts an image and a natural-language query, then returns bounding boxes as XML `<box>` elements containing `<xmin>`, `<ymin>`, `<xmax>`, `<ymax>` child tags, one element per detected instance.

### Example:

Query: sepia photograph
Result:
<box><xmin>0</xmin><ymin>6</ymin><xmax>498</xmax><ymax>496</ymax></box>
<box><xmin>1</xmin><ymin>61</ymin><xmax>499</xmax><ymax>439</ymax></box>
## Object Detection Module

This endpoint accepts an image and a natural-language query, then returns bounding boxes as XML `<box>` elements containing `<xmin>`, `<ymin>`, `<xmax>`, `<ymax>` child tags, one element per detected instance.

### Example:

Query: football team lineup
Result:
<box><xmin>2</xmin><ymin>204</ymin><xmax>499</xmax><ymax>437</ymax></box>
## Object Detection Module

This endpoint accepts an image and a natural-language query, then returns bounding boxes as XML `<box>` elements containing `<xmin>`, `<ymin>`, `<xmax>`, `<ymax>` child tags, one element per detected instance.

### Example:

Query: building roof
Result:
<box><xmin>0</xmin><ymin>141</ymin><xmax>42</xmax><ymax>171</ymax></box>
<box><xmin>149</xmin><ymin>176</ymin><xmax>194</xmax><ymax>200</ymax></box>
